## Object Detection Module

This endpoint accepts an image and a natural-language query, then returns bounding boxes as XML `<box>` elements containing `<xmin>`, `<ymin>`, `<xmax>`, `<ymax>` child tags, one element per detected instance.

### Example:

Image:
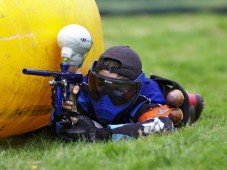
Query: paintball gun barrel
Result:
<box><xmin>22</xmin><ymin>68</ymin><xmax>83</xmax><ymax>80</ymax></box>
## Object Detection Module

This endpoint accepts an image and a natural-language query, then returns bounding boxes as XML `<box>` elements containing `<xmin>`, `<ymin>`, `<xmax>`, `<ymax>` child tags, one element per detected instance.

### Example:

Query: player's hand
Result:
<box><xmin>62</xmin><ymin>85</ymin><xmax>80</xmax><ymax>111</ymax></box>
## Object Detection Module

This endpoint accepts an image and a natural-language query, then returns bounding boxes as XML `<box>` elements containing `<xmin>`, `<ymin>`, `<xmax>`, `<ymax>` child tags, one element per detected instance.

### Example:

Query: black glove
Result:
<box><xmin>58</xmin><ymin>115</ymin><xmax>112</xmax><ymax>142</ymax></box>
<box><xmin>59</xmin><ymin>113</ymin><xmax>91</xmax><ymax>128</ymax></box>
<box><xmin>59</xmin><ymin>127</ymin><xmax>112</xmax><ymax>142</ymax></box>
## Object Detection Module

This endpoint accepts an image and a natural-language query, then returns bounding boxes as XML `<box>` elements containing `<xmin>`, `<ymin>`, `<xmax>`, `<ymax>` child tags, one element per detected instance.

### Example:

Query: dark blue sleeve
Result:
<box><xmin>83</xmin><ymin>74</ymin><xmax>88</xmax><ymax>83</ymax></box>
<box><xmin>141</xmin><ymin>77</ymin><xmax>166</xmax><ymax>104</ymax></box>
<box><xmin>77</xmin><ymin>83</ymin><xmax>91</xmax><ymax>114</ymax></box>
<box><xmin>108</xmin><ymin>117</ymin><xmax>175</xmax><ymax>141</ymax></box>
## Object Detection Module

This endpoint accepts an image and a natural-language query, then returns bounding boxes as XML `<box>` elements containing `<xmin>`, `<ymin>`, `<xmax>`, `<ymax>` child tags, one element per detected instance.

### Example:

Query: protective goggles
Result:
<box><xmin>87</xmin><ymin>70</ymin><xmax>144</xmax><ymax>106</ymax></box>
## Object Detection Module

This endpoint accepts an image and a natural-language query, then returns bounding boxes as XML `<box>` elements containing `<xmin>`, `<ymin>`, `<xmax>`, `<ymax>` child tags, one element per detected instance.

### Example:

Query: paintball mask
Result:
<box><xmin>87</xmin><ymin>68</ymin><xmax>145</xmax><ymax>124</ymax></box>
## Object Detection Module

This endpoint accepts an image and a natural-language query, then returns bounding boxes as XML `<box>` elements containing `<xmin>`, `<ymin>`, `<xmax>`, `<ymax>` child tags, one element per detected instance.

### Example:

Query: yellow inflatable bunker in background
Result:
<box><xmin>0</xmin><ymin>0</ymin><xmax>104</xmax><ymax>138</ymax></box>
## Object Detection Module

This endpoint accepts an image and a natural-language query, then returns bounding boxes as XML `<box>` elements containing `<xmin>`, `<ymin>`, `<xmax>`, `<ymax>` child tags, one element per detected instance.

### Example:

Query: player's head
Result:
<box><xmin>87</xmin><ymin>46</ymin><xmax>145</xmax><ymax>124</ymax></box>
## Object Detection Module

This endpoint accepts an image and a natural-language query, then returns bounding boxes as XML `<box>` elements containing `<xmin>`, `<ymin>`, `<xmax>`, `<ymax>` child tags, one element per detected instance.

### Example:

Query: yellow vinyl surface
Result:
<box><xmin>0</xmin><ymin>0</ymin><xmax>104</xmax><ymax>138</ymax></box>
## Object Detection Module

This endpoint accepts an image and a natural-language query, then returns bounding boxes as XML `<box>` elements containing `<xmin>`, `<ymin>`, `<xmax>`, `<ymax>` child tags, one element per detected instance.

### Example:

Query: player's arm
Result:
<box><xmin>107</xmin><ymin>116</ymin><xmax>174</xmax><ymax>141</ymax></box>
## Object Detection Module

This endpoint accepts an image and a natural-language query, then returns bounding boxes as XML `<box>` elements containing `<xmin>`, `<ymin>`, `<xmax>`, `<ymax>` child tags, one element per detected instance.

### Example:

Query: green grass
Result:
<box><xmin>1</xmin><ymin>14</ymin><xmax>227</xmax><ymax>170</ymax></box>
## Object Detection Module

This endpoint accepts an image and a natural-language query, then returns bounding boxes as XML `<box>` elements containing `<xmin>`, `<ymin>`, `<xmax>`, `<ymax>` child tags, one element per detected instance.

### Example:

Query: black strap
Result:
<box><xmin>150</xmin><ymin>74</ymin><xmax>189</xmax><ymax>126</ymax></box>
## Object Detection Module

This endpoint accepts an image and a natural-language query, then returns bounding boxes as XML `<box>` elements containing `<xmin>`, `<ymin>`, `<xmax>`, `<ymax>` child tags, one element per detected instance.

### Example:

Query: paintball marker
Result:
<box><xmin>22</xmin><ymin>64</ymin><xmax>83</xmax><ymax>116</ymax></box>
<box><xmin>22</xmin><ymin>24</ymin><xmax>93</xmax><ymax>125</ymax></box>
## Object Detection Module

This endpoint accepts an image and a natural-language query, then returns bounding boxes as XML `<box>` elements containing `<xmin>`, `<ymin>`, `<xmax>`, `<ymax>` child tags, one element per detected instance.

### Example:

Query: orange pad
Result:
<box><xmin>138</xmin><ymin>105</ymin><xmax>171</xmax><ymax>122</ymax></box>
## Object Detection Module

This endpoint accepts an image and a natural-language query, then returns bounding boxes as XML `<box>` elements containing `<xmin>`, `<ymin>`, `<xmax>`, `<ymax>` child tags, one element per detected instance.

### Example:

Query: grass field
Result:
<box><xmin>0</xmin><ymin>13</ymin><xmax>227</xmax><ymax>170</ymax></box>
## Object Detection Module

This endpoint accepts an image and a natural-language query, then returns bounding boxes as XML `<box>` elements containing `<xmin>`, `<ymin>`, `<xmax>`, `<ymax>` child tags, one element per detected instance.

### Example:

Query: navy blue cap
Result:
<box><xmin>94</xmin><ymin>46</ymin><xmax>142</xmax><ymax>80</ymax></box>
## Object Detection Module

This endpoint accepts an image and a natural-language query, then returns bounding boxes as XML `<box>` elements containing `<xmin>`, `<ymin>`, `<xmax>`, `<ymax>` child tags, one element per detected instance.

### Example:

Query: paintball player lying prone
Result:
<box><xmin>49</xmin><ymin>46</ymin><xmax>204</xmax><ymax>142</ymax></box>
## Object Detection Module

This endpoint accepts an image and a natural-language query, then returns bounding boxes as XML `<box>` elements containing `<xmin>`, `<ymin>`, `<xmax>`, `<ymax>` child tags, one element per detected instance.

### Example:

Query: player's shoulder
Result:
<box><xmin>143</xmin><ymin>76</ymin><xmax>159</xmax><ymax>86</ymax></box>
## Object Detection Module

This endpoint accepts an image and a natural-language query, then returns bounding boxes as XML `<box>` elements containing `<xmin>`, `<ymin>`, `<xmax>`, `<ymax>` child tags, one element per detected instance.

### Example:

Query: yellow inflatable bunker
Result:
<box><xmin>0</xmin><ymin>0</ymin><xmax>104</xmax><ymax>137</ymax></box>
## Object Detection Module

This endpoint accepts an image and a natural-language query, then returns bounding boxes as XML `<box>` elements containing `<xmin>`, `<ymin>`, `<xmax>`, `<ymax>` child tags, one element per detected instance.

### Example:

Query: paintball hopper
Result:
<box><xmin>57</xmin><ymin>24</ymin><xmax>93</xmax><ymax>68</ymax></box>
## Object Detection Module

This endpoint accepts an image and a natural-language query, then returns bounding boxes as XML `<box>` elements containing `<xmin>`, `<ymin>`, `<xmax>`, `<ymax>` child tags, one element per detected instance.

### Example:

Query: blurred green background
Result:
<box><xmin>96</xmin><ymin>0</ymin><xmax>227</xmax><ymax>15</ymax></box>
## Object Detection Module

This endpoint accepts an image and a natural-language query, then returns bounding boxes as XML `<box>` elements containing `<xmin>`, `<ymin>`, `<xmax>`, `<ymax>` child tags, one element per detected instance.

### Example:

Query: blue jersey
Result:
<box><xmin>140</xmin><ymin>77</ymin><xmax>166</xmax><ymax>104</ymax></box>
